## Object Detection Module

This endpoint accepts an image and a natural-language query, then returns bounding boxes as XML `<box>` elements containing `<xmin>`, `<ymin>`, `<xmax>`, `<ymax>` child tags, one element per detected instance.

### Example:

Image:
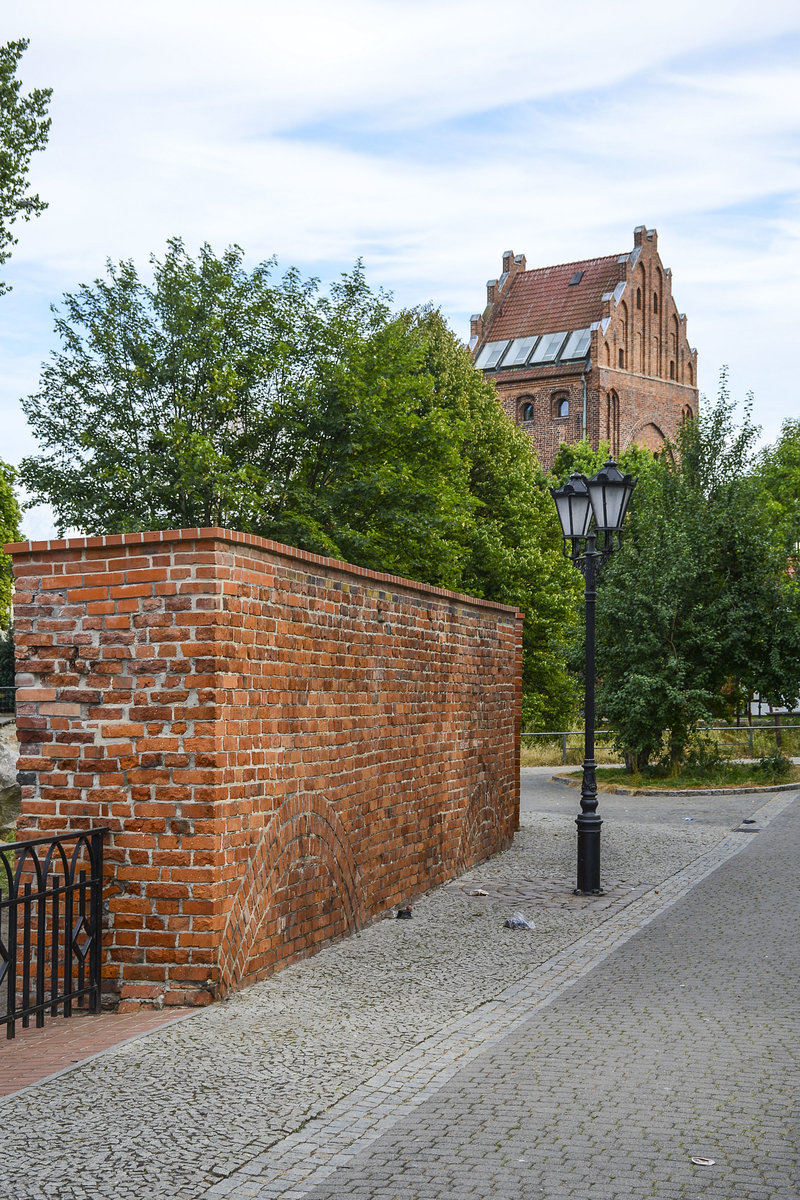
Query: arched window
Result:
<box><xmin>618</xmin><ymin>347</ymin><xmax>624</xmax><ymax>368</ymax></box>
<box><xmin>552</xmin><ymin>393</ymin><xmax>570</xmax><ymax>419</ymax></box>
<box><xmin>653</xmin><ymin>291</ymin><xmax>659</xmax><ymax>314</ymax></box>
<box><xmin>558</xmin><ymin>398</ymin><xmax>569</xmax><ymax>418</ymax></box>
<box><xmin>519</xmin><ymin>400</ymin><xmax>534</xmax><ymax>423</ymax></box>
<box><xmin>688</xmin><ymin>362</ymin><xmax>694</xmax><ymax>386</ymax></box>
<box><xmin>606</xmin><ymin>390</ymin><xmax>620</xmax><ymax>456</ymax></box>
<box><xmin>636</xmin><ymin>287</ymin><xmax>642</xmax><ymax>309</ymax></box>
<box><xmin>681</xmin><ymin>403</ymin><xmax>693</xmax><ymax>421</ymax></box>
<box><xmin>669</xmin><ymin>360</ymin><xmax>675</xmax><ymax>379</ymax></box>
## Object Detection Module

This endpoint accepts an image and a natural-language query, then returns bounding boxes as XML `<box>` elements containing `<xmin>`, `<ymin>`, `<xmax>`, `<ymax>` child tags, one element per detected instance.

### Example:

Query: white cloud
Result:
<box><xmin>1</xmin><ymin>0</ymin><xmax>799</xmax><ymax>514</ymax></box>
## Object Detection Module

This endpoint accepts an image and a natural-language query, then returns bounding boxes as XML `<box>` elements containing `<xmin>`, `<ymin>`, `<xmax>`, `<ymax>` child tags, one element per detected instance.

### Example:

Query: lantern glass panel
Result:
<box><xmin>586</xmin><ymin>461</ymin><xmax>636</xmax><ymax>532</ymax></box>
<box><xmin>551</xmin><ymin>474</ymin><xmax>592</xmax><ymax>540</ymax></box>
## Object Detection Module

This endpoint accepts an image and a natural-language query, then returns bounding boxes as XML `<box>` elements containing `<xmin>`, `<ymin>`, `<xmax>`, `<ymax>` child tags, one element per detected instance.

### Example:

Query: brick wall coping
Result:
<box><xmin>4</xmin><ymin>526</ymin><xmax>521</xmax><ymax>617</ymax></box>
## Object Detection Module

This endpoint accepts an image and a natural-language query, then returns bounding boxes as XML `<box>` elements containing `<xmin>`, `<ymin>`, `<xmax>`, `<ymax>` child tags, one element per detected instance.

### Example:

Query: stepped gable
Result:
<box><xmin>470</xmin><ymin>225</ymin><xmax>699</xmax><ymax>473</ymax></box>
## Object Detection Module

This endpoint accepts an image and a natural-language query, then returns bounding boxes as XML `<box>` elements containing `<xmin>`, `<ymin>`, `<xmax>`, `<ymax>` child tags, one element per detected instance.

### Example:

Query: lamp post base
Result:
<box><xmin>575</xmin><ymin>810</ymin><xmax>603</xmax><ymax>894</ymax></box>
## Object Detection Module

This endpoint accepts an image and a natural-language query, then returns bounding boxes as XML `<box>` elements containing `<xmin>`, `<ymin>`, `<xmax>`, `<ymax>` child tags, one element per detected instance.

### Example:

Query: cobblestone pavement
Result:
<box><xmin>0</xmin><ymin>776</ymin><xmax>795</xmax><ymax>1200</ymax></box>
<box><xmin>0</xmin><ymin>1007</ymin><xmax>188</xmax><ymax>1098</ymax></box>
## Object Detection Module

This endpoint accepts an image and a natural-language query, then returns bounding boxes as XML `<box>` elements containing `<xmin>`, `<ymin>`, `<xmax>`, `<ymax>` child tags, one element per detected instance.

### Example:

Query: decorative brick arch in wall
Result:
<box><xmin>456</xmin><ymin>775</ymin><xmax>511</xmax><ymax>872</ymax></box>
<box><xmin>628</xmin><ymin>419</ymin><xmax>666</xmax><ymax>453</ymax></box>
<box><xmin>218</xmin><ymin>790</ymin><xmax>361</xmax><ymax>994</ymax></box>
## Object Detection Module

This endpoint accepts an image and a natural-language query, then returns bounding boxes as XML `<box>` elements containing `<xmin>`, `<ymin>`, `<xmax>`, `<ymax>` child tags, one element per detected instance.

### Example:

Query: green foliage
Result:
<box><xmin>0</xmin><ymin>626</ymin><xmax>14</xmax><ymax>688</ymax></box>
<box><xmin>549</xmin><ymin>439</ymin><xmax>655</xmax><ymax>487</ymax></box>
<box><xmin>456</xmin><ymin>377</ymin><xmax>581</xmax><ymax>729</ymax></box>
<box><xmin>0</xmin><ymin>461</ymin><xmax>21</xmax><ymax>629</ymax></box>
<box><xmin>21</xmin><ymin>239</ymin><xmax>581</xmax><ymax>727</ymax></box>
<box><xmin>596</xmin><ymin>375</ymin><xmax>800</xmax><ymax>771</ymax></box>
<box><xmin>0</xmin><ymin>39</ymin><xmax>51</xmax><ymax>293</ymax></box>
<box><xmin>756</xmin><ymin>749</ymin><xmax>792</xmax><ymax>780</ymax></box>
<box><xmin>758</xmin><ymin>417</ymin><xmax>800</xmax><ymax>555</ymax></box>
<box><xmin>591</xmin><ymin>756</ymin><xmax>797</xmax><ymax>790</ymax></box>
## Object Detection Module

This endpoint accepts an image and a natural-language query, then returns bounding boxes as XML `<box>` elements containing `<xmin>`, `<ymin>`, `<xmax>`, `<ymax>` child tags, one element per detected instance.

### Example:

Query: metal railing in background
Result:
<box><xmin>521</xmin><ymin>724</ymin><xmax>800</xmax><ymax>764</ymax></box>
<box><xmin>0</xmin><ymin>828</ymin><xmax>108</xmax><ymax>1039</ymax></box>
<box><xmin>521</xmin><ymin>728</ymin><xmax>616</xmax><ymax>764</ymax></box>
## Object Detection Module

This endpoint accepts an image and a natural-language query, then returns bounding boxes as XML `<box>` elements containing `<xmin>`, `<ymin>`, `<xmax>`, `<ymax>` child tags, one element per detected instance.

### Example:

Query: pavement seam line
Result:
<box><xmin>202</xmin><ymin>788</ymin><xmax>798</xmax><ymax>1200</ymax></box>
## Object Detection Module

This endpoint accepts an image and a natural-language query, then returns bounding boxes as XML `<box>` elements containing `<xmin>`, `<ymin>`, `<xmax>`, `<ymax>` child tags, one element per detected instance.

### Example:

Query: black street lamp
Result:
<box><xmin>550</xmin><ymin>459</ymin><xmax>637</xmax><ymax>894</ymax></box>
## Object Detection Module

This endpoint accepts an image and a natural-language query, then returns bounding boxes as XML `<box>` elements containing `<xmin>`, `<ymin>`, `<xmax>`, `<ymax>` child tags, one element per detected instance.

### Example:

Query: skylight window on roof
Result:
<box><xmin>475</xmin><ymin>340</ymin><xmax>510</xmax><ymax>370</ymax></box>
<box><xmin>561</xmin><ymin>328</ymin><xmax>591</xmax><ymax>360</ymax></box>
<box><xmin>502</xmin><ymin>336</ymin><xmax>538</xmax><ymax>368</ymax></box>
<box><xmin>530</xmin><ymin>331</ymin><xmax>568</xmax><ymax>364</ymax></box>
<box><xmin>569</xmin><ymin>271</ymin><xmax>584</xmax><ymax>286</ymax></box>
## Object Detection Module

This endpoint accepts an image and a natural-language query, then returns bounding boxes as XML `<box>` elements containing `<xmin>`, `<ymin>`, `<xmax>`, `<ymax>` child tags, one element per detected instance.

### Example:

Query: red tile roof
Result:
<box><xmin>486</xmin><ymin>253</ymin><xmax>625</xmax><ymax>339</ymax></box>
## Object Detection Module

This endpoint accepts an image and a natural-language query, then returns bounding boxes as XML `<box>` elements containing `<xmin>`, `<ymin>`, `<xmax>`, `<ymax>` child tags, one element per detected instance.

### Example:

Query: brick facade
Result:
<box><xmin>470</xmin><ymin>227</ymin><xmax>699</xmax><ymax>472</ymax></box>
<box><xmin>6</xmin><ymin>528</ymin><xmax>522</xmax><ymax>1008</ymax></box>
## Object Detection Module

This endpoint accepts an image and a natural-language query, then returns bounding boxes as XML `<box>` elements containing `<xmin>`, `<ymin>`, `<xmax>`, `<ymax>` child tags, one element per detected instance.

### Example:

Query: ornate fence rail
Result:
<box><xmin>0</xmin><ymin>828</ymin><xmax>108</xmax><ymax>1039</ymax></box>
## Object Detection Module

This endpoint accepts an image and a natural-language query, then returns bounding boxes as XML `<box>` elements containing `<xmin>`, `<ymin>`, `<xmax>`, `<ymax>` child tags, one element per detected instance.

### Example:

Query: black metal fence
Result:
<box><xmin>0</xmin><ymin>687</ymin><xmax>15</xmax><ymax>716</ymax></box>
<box><xmin>0</xmin><ymin>829</ymin><xmax>108</xmax><ymax>1039</ymax></box>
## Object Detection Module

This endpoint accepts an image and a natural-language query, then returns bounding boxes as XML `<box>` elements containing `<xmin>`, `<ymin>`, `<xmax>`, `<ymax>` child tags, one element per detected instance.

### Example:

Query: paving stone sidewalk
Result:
<box><xmin>0</xmin><ymin>775</ymin><xmax>794</xmax><ymax>1200</ymax></box>
<box><xmin>212</xmin><ymin>788</ymin><xmax>800</xmax><ymax>1200</ymax></box>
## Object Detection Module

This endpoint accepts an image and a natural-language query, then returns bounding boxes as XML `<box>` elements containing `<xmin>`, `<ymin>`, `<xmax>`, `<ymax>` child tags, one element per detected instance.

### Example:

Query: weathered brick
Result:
<box><xmin>6</xmin><ymin>528</ymin><xmax>521</xmax><ymax>1009</ymax></box>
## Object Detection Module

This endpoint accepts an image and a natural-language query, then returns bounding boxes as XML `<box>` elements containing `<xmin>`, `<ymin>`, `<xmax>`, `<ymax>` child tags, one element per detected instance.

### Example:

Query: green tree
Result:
<box><xmin>0</xmin><ymin>461</ymin><xmax>22</xmax><ymax>629</ymax></box>
<box><xmin>758</xmin><ymin>418</ymin><xmax>800</xmax><ymax>554</ymax></box>
<box><xmin>595</xmin><ymin>380</ymin><xmax>800</xmax><ymax>770</ymax></box>
<box><xmin>21</xmin><ymin>239</ymin><xmax>580</xmax><ymax>726</ymax></box>
<box><xmin>0</xmin><ymin>38</ymin><xmax>51</xmax><ymax>293</ymax></box>
<box><xmin>550</xmin><ymin>438</ymin><xmax>656</xmax><ymax>486</ymax></box>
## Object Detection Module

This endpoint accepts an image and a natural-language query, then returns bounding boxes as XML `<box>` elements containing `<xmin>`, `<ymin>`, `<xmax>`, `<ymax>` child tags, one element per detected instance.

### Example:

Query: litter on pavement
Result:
<box><xmin>502</xmin><ymin>912</ymin><xmax>535</xmax><ymax>931</ymax></box>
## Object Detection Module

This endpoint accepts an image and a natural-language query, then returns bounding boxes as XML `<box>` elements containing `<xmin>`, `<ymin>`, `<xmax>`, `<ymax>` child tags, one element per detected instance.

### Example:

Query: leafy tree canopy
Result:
<box><xmin>0</xmin><ymin>460</ymin><xmax>22</xmax><ymax>629</ymax></box>
<box><xmin>757</xmin><ymin>417</ymin><xmax>800</xmax><ymax>554</ymax></box>
<box><xmin>0</xmin><ymin>38</ymin><xmax>51</xmax><ymax>293</ymax></box>
<box><xmin>550</xmin><ymin>438</ymin><xmax>657</xmax><ymax>488</ymax></box>
<box><xmin>595</xmin><ymin>378</ymin><xmax>800</xmax><ymax>770</ymax></box>
<box><xmin>21</xmin><ymin>239</ymin><xmax>580</xmax><ymax>727</ymax></box>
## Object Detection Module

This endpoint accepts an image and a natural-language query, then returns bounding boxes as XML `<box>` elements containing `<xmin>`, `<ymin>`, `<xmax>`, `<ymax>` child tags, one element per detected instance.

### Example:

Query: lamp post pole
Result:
<box><xmin>577</xmin><ymin>532</ymin><xmax>601</xmax><ymax>893</ymax></box>
<box><xmin>550</xmin><ymin>460</ymin><xmax>637</xmax><ymax>897</ymax></box>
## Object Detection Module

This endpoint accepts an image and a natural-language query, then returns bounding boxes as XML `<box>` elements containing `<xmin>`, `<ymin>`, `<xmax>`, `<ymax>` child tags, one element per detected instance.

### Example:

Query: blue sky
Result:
<box><xmin>2</xmin><ymin>0</ymin><xmax>799</xmax><ymax>538</ymax></box>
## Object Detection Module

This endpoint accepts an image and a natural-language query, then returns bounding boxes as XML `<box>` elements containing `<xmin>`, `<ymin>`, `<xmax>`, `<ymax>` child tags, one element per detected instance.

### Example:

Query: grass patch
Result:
<box><xmin>522</xmin><ymin>724</ymin><xmax>800</xmax><ymax>770</ymax></box>
<box><xmin>566</xmin><ymin>755</ymin><xmax>800</xmax><ymax>791</ymax></box>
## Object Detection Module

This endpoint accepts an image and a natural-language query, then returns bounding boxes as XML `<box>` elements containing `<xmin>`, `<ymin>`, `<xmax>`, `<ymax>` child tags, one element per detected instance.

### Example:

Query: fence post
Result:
<box><xmin>748</xmin><ymin>727</ymin><xmax>754</xmax><ymax>756</ymax></box>
<box><xmin>90</xmin><ymin>829</ymin><xmax>104</xmax><ymax>1014</ymax></box>
<box><xmin>562</xmin><ymin>733</ymin><xmax>567</xmax><ymax>764</ymax></box>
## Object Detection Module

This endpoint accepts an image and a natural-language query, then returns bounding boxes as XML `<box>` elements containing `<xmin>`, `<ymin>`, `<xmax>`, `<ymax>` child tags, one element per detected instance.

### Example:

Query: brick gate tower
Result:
<box><xmin>469</xmin><ymin>226</ymin><xmax>699</xmax><ymax>472</ymax></box>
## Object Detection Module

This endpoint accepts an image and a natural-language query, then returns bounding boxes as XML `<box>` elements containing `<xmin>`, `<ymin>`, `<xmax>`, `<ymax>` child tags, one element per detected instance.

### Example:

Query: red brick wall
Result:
<box><xmin>495</xmin><ymin>375</ymin><xmax>587</xmax><ymax>471</ymax></box>
<box><xmin>6</xmin><ymin>529</ymin><xmax>522</xmax><ymax>1008</ymax></box>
